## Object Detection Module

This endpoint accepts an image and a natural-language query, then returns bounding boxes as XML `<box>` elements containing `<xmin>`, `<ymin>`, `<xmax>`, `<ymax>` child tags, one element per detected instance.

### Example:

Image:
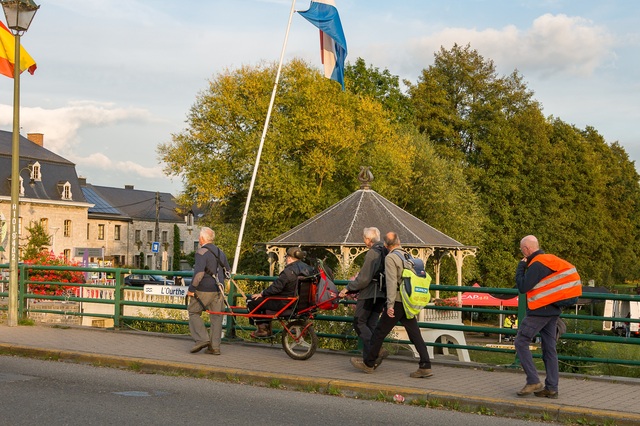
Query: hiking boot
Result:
<box><xmin>409</xmin><ymin>368</ymin><xmax>433</xmax><ymax>378</ymax></box>
<box><xmin>190</xmin><ymin>342</ymin><xmax>209</xmax><ymax>353</ymax></box>
<box><xmin>205</xmin><ymin>347</ymin><xmax>221</xmax><ymax>355</ymax></box>
<box><xmin>517</xmin><ymin>383</ymin><xmax>543</xmax><ymax>396</ymax></box>
<box><xmin>250</xmin><ymin>323</ymin><xmax>271</xmax><ymax>338</ymax></box>
<box><xmin>534</xmin><ymin>388</ymin><xmax>558</xmax><ymax>399</ymax></box>
<box><xmin>374</xmin><ymin>348</ymin><xmax>390</xmax><ymax>369</ymax></box>
<box><xmin>350</xmin><ymin>357</ymin><xmax>374</xmax><ymax>374</ymax></box>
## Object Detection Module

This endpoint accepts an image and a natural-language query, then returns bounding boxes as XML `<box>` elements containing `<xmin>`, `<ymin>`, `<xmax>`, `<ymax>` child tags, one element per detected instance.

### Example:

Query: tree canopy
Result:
<box><xmin>159</xmin><ymin>47</ymin><xmax>640</xmax><ymax>287</ymax></box>
<box><xmin>158</xmin><ymin>59</ymin><xmax>481</xmax><ymax>278</ymax></box>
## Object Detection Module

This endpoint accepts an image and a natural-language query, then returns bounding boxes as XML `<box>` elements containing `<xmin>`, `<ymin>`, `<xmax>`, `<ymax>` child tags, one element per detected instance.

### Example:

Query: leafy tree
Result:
<box><xmin>408</xmin><ymin>43</ymin><xmax>640</xmax><ymax>287</ymax></box>
<box><xmin>22</xmin><ymin>221</ymin><xmax>51</xmax><ymax>260</ymax></box>
<box><xmin>159</xmin><ymin>59</ymin><xmax>482</xmax><ymax>278</ymax></box>
<box><xmin>344</xmin><ymin>57</ymin><xmax>414</xmax><ymax>124</ymax></box>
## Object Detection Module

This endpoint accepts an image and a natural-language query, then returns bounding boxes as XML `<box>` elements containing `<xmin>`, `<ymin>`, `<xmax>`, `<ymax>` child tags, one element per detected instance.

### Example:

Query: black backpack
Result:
<box><xmin>370</xmin><ymin>243</ymin><xmax>388</xmax><ymax>293</ymax></box>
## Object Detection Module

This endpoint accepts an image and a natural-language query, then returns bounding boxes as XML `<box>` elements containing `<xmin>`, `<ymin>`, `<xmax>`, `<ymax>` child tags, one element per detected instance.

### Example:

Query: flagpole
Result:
<box><xmin>230</xmin><ymin>0</ymin><xmax>297</xmax><ymax>275</ymax></box>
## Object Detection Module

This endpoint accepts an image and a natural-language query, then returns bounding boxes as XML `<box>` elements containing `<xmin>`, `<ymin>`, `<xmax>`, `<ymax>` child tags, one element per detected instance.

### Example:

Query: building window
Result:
<box><xmin>64</xmin><ymin>220</ymin><xmax>72</xmax><ymax>237</ymax></box>
<box><xmin>40</xmin><ymin>218</ymin><xmax>48</xmax><ymax>233</ymax></box>
<box><xmin>179</xmin><ymin>240</ymin><xmax>184</xmax><ymax>252</ymax></box>
<box><xmin>98</xmin><ymin>224</ymin><xmax>105</xmax><ymax>240</ymax></box>
<box><xmin>114</xmin><ymin>225</ymin><xmax>121</xmax><ymax>240</ymax></box>
<box><xmin>194</xmin><ymin>241</ymin><xmax>199</xmax><ymax>252</ymax></box>
<box><xmin>147</xmin><ymin>230</ymin><xmax>153</xmax><ymax>241</ymax></box>
<box><xmin>161</xmin><ymin>230</ymin><xmax>168</xmax><ymax>243</ymax></box>
<box><xmin>63</xmin><ymin>249</ymin><xmax>70</xmax><ymax>261</ymax></box>
<box><xmin>61</xmin><ymin>182</ymin><xmax>72</xmax><ymax>200</ymax></box>
<box><xmin>31</xmin><ymin>162</ymin><xmax>41</xmax><ymax>181</ymax></box>
<box><xmin>18</xmin><ymin>217</ymin><xmax>22</xmax><ymax>235</ymax></box>
<box><xmin>135</xmin><ymin>229</ymin><xmax>141</xmax><ymax>242</ymax></box>
<box><xmin>86</xmin><ymin>223</ymin><xmax>90</xmax><ymax>239</ymax></box>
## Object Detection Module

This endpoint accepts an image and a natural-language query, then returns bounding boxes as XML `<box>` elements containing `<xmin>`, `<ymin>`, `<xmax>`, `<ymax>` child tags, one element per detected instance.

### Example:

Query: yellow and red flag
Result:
<box><xmin>0</xmin><ymin>21</ymin><xmax>36</xmax><ymax>78</ymax></box>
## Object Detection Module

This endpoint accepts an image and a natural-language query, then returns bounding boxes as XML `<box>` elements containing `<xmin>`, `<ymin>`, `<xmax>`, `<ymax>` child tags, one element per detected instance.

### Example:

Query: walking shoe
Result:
<box><xmin>534</xmin><ymin>388</ymin><xmax>558</xmax><ymax>399</ymax></box>
<box><xmin>190</xmin><ymin>342</ymin><xmax>209</xmax><ymax>353</ymax></box>
<box><xmin>374</xmin><ymin>348</ymin><xmax>390</xmax><ymax>369</ymax></box>
<box><xmin>350</xmin><ymin>357</ymin><xmax>374</xmax><ymax>374</ymax></box>
<box><xmin>409</xmin><ymin>368</ymin><xmax>433</xmax><ymax>378</ymax></box>
<box><xmin>517</xmin><ymin>383</ymin><xmax>543</xmax><ymax>396</ymax></box>
<box><xmin>205</xmin><ymin>347</ymin><xmax>221</xmax><ymax>355</ymax></box>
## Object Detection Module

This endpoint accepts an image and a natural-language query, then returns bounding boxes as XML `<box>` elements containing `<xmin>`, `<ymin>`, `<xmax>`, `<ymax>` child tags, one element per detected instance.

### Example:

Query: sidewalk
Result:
<box><xmin>1</xmin><ymin>324</ymin><xmax>638</xmax><ymax>425</ymax></box>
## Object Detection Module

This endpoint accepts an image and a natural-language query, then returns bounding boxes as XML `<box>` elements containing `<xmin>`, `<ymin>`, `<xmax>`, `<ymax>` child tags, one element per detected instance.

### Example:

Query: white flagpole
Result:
<box><xmin>231</xmin><ymin>0</ymin><xmax>297</xmax><ymax>275</ymax></box>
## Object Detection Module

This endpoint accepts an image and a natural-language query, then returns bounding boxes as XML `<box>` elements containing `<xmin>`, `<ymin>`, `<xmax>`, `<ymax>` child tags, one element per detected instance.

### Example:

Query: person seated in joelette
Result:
<box><xmin>247</xmin><ymin>247</ymin><xmax>314</xmax><ymax>337</ymax></box>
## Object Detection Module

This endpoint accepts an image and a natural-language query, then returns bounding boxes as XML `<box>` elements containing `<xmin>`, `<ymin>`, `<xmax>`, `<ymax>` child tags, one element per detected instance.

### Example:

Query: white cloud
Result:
<box><xmin>381</xmin><ymin>13</ymin><xmax>616</xmax><ymax>80</ymax></box>
<box><xmin>69</xmin><ymin>153</ymin><xmax>164</xmax><ymax>180</ymax></box>
<box><xmin>0</xmin><ymin>101</ymin><xmax>154</xmax><ymax>154</ymax></box>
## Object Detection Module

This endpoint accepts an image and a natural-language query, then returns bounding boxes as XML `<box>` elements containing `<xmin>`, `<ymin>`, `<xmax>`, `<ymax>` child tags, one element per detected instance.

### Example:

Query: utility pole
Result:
<box><xmin>154</xmin><ymin>191</ymin><xmax>160</xmax><ymax>270</ymax></box>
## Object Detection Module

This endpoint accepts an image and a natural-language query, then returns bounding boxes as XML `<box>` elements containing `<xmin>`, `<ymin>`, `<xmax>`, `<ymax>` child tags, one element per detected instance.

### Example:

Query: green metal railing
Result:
<box><xmin>1</xmin><ymin>263</ymin><xmax>638</xmax><ymax>370</ymax></box>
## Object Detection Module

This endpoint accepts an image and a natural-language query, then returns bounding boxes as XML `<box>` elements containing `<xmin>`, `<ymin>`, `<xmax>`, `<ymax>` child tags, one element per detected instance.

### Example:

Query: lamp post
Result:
<box><xmin>3</xmin><ymin>0</ymin><xmax>39</xmax><ymax>327</ymax></box>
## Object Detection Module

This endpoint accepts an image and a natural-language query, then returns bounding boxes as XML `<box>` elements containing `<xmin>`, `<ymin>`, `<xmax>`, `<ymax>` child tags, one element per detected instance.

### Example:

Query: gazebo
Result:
<box><xmin>265</xmin><ymin>167</ymin><xmax>477</xmax><ymax>289</ymax></box>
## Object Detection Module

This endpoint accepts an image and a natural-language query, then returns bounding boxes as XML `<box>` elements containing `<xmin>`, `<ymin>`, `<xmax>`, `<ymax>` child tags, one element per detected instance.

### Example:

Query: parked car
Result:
<box><xmin>124</xmin><ymin>274</ymin><xmax>175</xmax><ymax>287</ymax></box>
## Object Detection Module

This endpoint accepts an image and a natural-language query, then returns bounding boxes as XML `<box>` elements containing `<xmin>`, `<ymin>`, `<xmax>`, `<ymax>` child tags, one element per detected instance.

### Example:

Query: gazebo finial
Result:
<box><xmin>358</xmin><ymin>166</ymin><xmax>374</xmax><ymax>189</ymax></box>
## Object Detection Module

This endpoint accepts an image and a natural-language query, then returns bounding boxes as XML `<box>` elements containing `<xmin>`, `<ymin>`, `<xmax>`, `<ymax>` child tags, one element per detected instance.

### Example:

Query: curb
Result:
<box><xmin>2</xmin><ymin>343</ymin><xmax>640</xmax><ymax>425</ymax></box>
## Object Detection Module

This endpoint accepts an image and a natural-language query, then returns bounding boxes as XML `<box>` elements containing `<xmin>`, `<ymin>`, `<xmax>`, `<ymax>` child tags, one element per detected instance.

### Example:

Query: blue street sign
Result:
<box><xmin>151</xmin><ymin>242</ymin><xmax>160</xmax><ymax>253</ymax></box>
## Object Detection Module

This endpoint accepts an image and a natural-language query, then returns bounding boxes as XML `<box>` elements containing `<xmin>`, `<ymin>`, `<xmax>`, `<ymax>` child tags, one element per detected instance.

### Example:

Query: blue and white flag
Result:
<box><xmin>298</xmin><ymin>0</ymin><xmax>348</xmax><ymax>89</ymax></box>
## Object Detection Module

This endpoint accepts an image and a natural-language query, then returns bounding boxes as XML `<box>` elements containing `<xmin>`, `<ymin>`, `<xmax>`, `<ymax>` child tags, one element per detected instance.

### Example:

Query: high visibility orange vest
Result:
<box><xmin>526</xmin><ymin>254</ymin><xmax>582</xmax><ymax>310</ymax></box>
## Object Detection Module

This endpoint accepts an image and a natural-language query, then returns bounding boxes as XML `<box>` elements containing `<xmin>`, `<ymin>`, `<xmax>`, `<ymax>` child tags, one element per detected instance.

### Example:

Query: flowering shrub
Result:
<box><xmin>433</xmin><ymin>298</ymin><xmax>460</xmax><ymax>307</ymax></box>
<box><xmin>24</xmin><ymin>251</ymin><xmax>84</xmax><ymax>296</ymax></box>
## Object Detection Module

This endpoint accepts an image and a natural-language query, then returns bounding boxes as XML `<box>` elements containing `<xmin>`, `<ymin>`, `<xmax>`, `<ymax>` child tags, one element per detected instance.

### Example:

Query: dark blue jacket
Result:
<box><xmin>515</xmin><ymin>250</ymin><xmax>561</xmax><ymax>317</ymax></box>
<box><xmin>189</xmin><ymin>243</ymin><xmax>230</xmax><ymax>293</ymax></box>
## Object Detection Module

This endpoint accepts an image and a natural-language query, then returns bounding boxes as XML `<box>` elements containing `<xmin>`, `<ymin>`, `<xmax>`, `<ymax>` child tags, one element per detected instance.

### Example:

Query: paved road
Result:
<box><xmin>1</xmin><ymin>356</ymin><xmax>550</xmax><ymax>426</ymax></box>
<box><xmin>0</xmin><ymin>325</ymin><xmax>639</xmax><ymax>425</ymax></box>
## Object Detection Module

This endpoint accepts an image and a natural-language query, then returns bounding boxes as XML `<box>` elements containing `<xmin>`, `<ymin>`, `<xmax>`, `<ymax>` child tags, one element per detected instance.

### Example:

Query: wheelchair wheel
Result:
<box><xmin>282</xmin><ymin>319</ymin><xmax>317</xmax><ymax>360</ymax></box>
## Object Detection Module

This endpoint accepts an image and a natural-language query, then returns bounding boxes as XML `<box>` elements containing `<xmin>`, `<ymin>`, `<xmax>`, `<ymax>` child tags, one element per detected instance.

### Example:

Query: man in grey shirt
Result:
<box><xmin>187</xmin><ymin>227</ymin><xmax>230</xmax><ymax>355</ymax></box>
<box><xmin>339</xmin><ymin>227</ymin><xmax>387</xmax><ymax>363</ymax></box>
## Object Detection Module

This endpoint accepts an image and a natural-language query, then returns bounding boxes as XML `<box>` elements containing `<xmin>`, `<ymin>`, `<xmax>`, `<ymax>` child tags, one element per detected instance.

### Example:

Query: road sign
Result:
<box><xmin>143</xmin><ymin>285</ymin><xmax>187</xmax><ymax>297</ymax></box>
<box><xmin>151</xmin><ymin>242</ymin><xmax>160</xmax><ymax>253</ymax></box>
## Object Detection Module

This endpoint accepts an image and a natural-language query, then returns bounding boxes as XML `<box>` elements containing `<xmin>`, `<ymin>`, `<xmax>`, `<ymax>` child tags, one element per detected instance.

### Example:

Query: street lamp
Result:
<box><xmin>3</xmin><ymin>0</ymin><xmax>39</xmax><ymax>327</ymax></box>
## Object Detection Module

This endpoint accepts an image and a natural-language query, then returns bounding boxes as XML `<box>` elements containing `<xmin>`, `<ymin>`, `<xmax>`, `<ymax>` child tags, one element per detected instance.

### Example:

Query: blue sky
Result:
<box><xmin>0</xmin><ymin>0</ymin><xmax>638</xmax><ymax>195</ymax></box>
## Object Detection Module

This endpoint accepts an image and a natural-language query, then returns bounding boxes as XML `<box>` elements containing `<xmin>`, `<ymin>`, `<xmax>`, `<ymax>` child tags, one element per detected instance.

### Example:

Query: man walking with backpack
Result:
<box><xmin>350</xmin><ymin>232</ymin><xmax>433</xmax><ymax>378</ymax></box>
<box><xmin>339</xmin><ymin>227</ymin><xmax>388</xmax><ymax>364</ymax></box>
<box><xmin>187</xmin><ymin>227</ymin><xmax>230</xmax><ymax>355</ymax></box>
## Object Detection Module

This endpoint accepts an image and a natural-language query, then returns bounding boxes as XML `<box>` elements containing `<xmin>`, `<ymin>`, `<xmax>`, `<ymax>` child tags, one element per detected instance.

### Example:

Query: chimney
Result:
<box><xmin>78</xmin><ymin>177</ymin><xmax>87</xmax><ymax>186</ymax></box>
<box><xmin>27</xmin><ymin>133</ymin><xmax>44</xmax><ymax>147</ymax></box>
<box><xmin>124</xmin><ymin>185</ymin><xmax>134</xmax><ymax>190</ymax></box>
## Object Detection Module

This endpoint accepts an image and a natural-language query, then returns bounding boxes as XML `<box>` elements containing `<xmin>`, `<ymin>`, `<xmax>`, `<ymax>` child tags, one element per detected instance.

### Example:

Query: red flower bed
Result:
<box><xmin>24</xmin><ymin>251</ymin><xmax>84</xmax><ymax>296</ymax></box>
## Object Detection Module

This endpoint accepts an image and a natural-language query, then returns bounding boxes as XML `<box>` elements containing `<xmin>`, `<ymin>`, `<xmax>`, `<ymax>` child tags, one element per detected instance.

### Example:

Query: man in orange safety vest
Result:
<box><xmin>514</xmin><ymin>235</ymin><xmax>581</xmax><ymax>399</ymax></box>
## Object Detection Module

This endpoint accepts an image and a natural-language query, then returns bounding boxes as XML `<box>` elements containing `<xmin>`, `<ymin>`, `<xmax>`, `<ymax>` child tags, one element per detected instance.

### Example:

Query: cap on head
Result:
<box><xmin>286</xmin><ymin>247</ymin><xmax>305</xmax><ymax>260</ymax></box>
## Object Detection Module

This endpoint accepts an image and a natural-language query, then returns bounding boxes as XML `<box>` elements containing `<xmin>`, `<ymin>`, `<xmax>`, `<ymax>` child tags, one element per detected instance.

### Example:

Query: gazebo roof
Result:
<box><xmin>267</xmin><ymin>188</ymin><xmax>473</xmax><ymax>250</ymax></box>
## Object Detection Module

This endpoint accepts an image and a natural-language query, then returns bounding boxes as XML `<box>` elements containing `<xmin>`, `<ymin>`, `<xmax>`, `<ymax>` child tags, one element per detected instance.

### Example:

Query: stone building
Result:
<box><xmin>0</xmin><ymin>130</ymin><xmax>198</xmax><ymax>269</ymax></box>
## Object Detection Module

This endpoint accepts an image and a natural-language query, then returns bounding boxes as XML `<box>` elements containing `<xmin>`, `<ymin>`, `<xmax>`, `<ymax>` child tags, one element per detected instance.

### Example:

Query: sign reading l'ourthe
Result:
<box><xmin>143</xmin><ymin>285</ymin><xmax>188</xmax><ymax>297</ymax></box>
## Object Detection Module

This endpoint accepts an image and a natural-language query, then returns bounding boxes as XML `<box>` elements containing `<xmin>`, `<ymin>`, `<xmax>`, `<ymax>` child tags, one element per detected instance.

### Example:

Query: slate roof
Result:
<box><xmin>0</xmin><ymin>131</ymin><xmax>88</xmax><ymax>203</ymax></box>
<box><xmin>82</xmin><ymin>184</ymin><xmax>185</xmax><ymax>223</ymax></box>
<box><xmin>267</xmin><ymin>189</ymin><xmax>473</xmax><ymax>249</ymax></box>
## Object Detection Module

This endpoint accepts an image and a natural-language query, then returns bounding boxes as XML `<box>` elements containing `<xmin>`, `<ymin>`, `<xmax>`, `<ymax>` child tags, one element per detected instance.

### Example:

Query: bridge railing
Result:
<box><xmin>1</xmin><ymin>264</ymin><xmax>638</xmax><ymax>371</ymax></box>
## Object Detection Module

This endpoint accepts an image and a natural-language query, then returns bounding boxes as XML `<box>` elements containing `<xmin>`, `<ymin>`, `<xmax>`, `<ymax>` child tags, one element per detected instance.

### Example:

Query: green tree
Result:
<box><xmin>345</xmin><ymin>57</ymin><xmax>414</xmax><ymax>124</ymax></box>
<box><xmin>408</xmin><ymin>43</ymin><xmax>640</xmax><ymax>286</ymax></box>
<box><xmin>159</xmin><ymin>59</ymin><xmax>482</xmax><ymax>277</ymax></box>
<box><xmin>22</xmin><ymin>221</ymin><xmax>51</xmax><ymax>260</ymax></box>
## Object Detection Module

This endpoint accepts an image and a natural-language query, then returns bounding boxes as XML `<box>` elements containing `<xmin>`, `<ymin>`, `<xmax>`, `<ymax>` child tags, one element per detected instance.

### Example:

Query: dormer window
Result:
<box><xmin>57</xmin><ymin>181</ymin><xmax>72</xmax><ymax>200</ymax></box>
<box><xmin>31</xmin><ymin>162</ymin><xmax>41</xmax><ymax>182</ymax></box>
<box><xmin>18</xmin><ymin>176</ymin><xmax>24</xmax><ymax>196</ymax></box>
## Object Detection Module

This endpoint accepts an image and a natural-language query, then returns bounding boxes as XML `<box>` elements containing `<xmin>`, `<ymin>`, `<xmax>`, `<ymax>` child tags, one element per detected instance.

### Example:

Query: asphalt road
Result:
<box><xmin>0</xmin><ymin>356</ymin><xmax>550</xmax><ymax>426</ymax></box>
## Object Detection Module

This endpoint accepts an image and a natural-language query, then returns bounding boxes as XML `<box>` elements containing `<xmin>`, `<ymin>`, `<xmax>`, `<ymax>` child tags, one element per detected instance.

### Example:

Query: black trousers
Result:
<box><xmin>364</xmin><ymin>301</ymin><xmax>431</xmax><ymax>369</ymax></box>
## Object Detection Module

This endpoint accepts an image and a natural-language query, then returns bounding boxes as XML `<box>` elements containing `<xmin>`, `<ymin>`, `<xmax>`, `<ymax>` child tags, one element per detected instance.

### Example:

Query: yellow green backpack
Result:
<box><xmin>393</xmin><ymin>252</ymin><xmax>432</xmax><ymax>319</ymax></box>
